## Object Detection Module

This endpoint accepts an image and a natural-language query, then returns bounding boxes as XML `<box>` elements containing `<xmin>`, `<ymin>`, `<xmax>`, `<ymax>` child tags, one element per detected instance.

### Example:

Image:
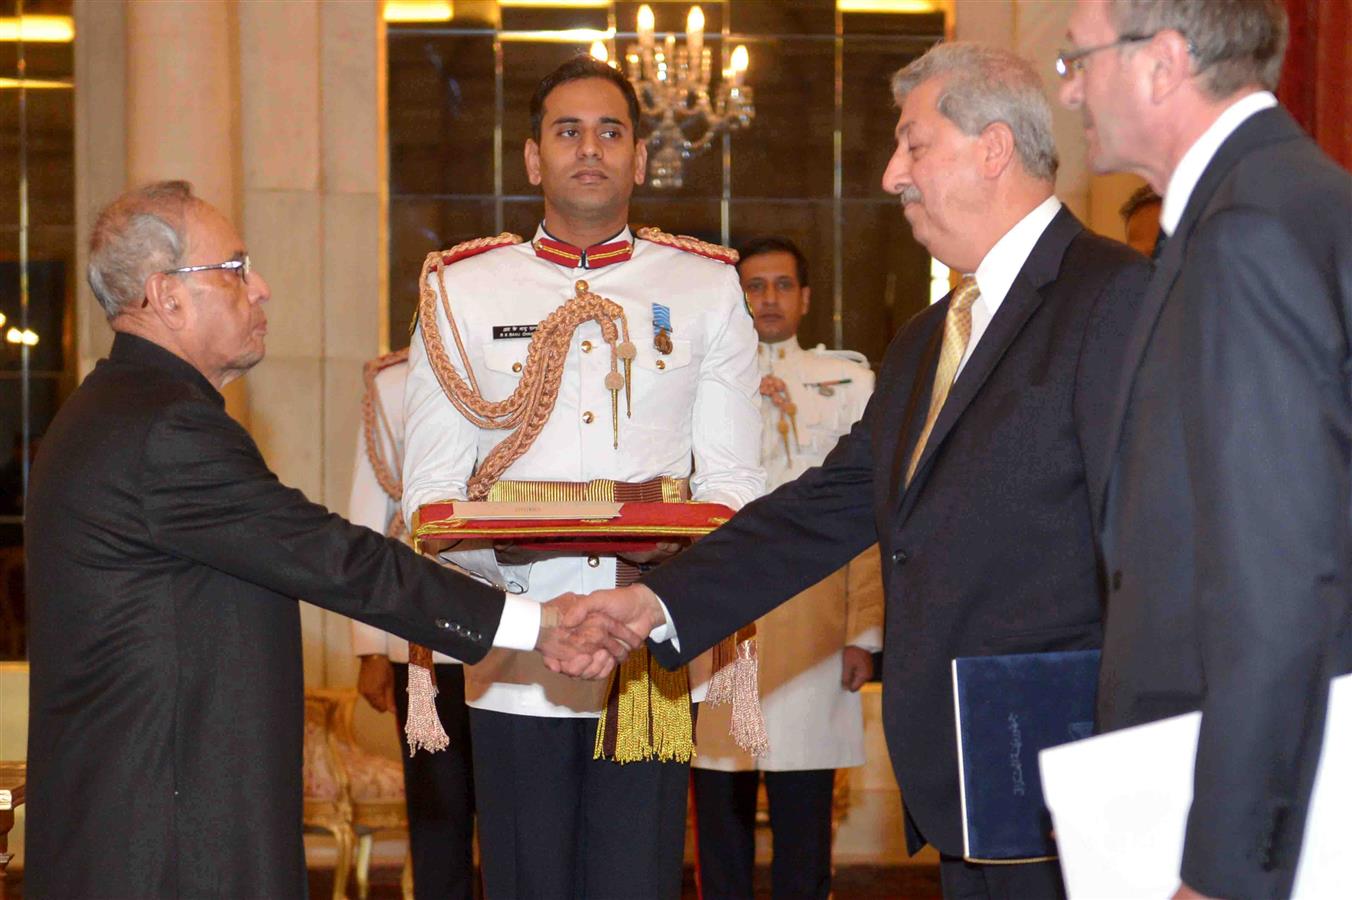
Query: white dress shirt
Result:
<box><xmin>1160</xmin><ymin>91</ymin><xmax>1277</xmax><ymax>236</ymax></box>
<box><xmin>403</xmin><ymin>225</ymin><xmax>765</xmax><ymax>718</ymax></box>
<box><xmin>960</xmin><ymin>195</ymin><xmax>1064</xmax><ymax>377</ymax></box>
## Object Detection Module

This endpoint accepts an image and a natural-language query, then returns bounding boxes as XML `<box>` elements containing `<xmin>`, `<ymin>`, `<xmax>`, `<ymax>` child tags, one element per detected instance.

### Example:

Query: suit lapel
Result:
<box><xmin>1094</xmin><ymin>107</ymin><xmax>1305</xmax><ymax>524</ymax></box>
<box><xmin>897</xmin><ymin>207</ymin><xmax>1082</xmax><ymax>522</ymax></box>
<box><xmin>887</xmin><ymin>319</ymin><xmax>945</xmax><ymax>509</ymax></box>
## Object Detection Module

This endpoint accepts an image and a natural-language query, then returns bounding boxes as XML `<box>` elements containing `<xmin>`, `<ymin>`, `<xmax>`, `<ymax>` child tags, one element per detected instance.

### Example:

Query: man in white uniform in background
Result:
<box><xmin>349</xmin><ymin>349</ymin><xmax>478</xmax><ymax>900</ymax></box>
<box><xmin>401</xmin><ymin>56</ymin><xmax>763</xmax><ymax>900</ymax></box>
<box><xmin>693</xmin><ymin>237</ymin><xmax>884</xmax><ymax>900</ymax></box>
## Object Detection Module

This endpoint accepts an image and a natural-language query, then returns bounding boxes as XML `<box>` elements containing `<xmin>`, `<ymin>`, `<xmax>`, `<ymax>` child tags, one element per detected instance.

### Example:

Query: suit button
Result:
<box><xmin>582</xmin><ymin>411</ymin><xmax>594</xmax><ymax>424</ymax></box>
<box><xmin>587</xmin><ymin>555</ymin><xmax>601</xmax><ymax>567</ymax></box>
<box><xmin>1112</xmin><ymin>570</ymin><xmax>1123</xmax><ymax>591</ymax></box>
<box><xmin>511</xmin><ymin>362</ymin><xmax>523</xmax><ymax>373</ymax></box>
<box><xmin>435</xmin><ymin>618</ymin><xmax>451</xmax><ymax>629</ymax></box>
<box><xmin>655</xmin><ymin>359</ymin><xmax>666</xmax><ymax>370</ymax></box>
<box><xmin>891</xmin><ymin>549</ymin><xmax>908</xmax><ymax>565</ymax></box>
<box><xmin>581</xmin><ymin>340</ymin><xmax>593</xmax><ymax>353</ymax></box>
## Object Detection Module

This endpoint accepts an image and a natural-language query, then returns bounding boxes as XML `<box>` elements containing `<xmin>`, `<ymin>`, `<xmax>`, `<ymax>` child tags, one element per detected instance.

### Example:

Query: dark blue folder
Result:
<box><xmin>951</xmin><ymin>649</ymin><xmax>1100</xmax><ymax>861</ymax></box>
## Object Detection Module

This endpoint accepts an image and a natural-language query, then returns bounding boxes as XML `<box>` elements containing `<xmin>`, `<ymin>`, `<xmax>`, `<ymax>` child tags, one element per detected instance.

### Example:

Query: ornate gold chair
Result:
<box><xmin>303</xmin><ymin>688</ymin><xmax>413</xmax><ymax>900</ymax></box>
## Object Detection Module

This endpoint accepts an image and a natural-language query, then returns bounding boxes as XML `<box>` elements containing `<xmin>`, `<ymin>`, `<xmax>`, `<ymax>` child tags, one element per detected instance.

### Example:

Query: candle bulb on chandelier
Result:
<box><xmin>686</xmin><ymin>6</ymin><xmax>704</xmax><ymax>72</ymax></box>
<box><xmin>637</xmin><ymin>4</ymin><xmax>655</xmax><ymax>52</ymax></box>
<box><xmin>730</xmin><ymin>44</ymin><xmax>749</xmax><ymax>88</ymax></box>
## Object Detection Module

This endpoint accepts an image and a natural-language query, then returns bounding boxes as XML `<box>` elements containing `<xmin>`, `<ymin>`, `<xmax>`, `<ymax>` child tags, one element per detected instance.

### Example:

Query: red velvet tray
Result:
<box><xmin>413</xmin><ymin>501</ymin><xmax>735</xmax><ymax>553</ymax></box>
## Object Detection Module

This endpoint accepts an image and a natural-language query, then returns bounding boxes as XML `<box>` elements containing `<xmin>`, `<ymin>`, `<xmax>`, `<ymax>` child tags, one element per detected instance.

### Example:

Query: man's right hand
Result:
<box><xmin>554</xmin><ymin>585</ymin><xmax>667</xmax><ymax>649</ymax></box>
<box><xmin>357</xmin><ymin>654</ymin><xmax>396</xmax><ymax>713</ymax></box>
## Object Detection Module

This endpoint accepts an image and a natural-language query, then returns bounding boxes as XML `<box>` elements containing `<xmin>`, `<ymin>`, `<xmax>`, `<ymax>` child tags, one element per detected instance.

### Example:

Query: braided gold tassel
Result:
<box><xmin>703</xmin><ymin>625</ymin><xmax>769</xmax><ymax>757</ymax></box>
<box><xmin>593</xmin><ymin>647</ymin><xmax>694</xmax><ymax>763</ymax></box>
<box><xmin>404</xmin><ymin>645</ymin><xmax>449</xmax><ymax>755</ymax></box>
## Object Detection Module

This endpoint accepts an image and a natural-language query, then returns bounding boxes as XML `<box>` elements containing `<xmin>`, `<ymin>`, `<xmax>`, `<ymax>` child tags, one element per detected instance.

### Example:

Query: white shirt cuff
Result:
<box><xmin>491</xmin><ymin>596</ymin><xmax>541</xmax><ymax>651</ymax></box>
<box><xmin>648</xmin><ymin>596</ymin><xmax>680</xmax><ymax>652</ymax></box>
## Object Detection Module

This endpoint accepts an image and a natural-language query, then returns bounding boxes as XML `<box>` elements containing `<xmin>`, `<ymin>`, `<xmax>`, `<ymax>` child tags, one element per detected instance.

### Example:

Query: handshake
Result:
<box><xmin>532</xmin><ymin>584</ymin><xmax>669</xmax><ymax>680</ymax></box>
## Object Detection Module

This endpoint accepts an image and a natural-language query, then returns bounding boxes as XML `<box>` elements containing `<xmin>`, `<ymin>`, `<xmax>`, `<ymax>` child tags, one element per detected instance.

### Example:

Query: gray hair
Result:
<box><xmin>891</xmin><ymin>42</ymin><xmax>1059</xmax><ymax>183</ymax></box>
<box><xmin>1110</xmin><ymin>0</ymin><xmax>1288</xmax><ymax>96</ymax></box>
<box><xmin>88</xmin><ymin>180</ymin><xmax>198</xmax><ymax>320</ymax></box>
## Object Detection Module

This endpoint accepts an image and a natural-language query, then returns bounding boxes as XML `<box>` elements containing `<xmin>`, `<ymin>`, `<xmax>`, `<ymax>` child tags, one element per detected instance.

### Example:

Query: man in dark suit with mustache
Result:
<box><xmin>553</xmin><ymin>43</ymin><xmax>1150</xmax><ymax>900</ymax></box>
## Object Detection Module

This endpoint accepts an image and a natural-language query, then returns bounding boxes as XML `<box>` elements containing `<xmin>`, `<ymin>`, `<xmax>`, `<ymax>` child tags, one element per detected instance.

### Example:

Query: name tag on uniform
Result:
<box><xmin>492</xmin><ymin>324</ymin><xmax>538</xmax><ymax>340</ymax></box>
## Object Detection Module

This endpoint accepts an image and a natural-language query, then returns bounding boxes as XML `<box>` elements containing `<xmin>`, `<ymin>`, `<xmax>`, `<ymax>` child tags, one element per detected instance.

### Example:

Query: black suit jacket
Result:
<box><xmin>1098</xmin><ymin>106</ymin><xmax>1352</xmax><ymax>899</ymax></box>
<box><xmin>646</xmin><ymin>207</ymin><xmax>1149</xmax><ymax>855</ymax></box>
<box><xmin>24</xmin><ymin>333</ymin><xmax>505</xmax><ymax>899</ymax></box>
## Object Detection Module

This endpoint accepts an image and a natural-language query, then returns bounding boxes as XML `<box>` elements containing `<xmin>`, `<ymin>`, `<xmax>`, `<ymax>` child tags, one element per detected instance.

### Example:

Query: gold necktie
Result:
<box><xmin>906</xmin><ymin>276</ymin><xmax>980</xmax><ymax>485</ymax></box>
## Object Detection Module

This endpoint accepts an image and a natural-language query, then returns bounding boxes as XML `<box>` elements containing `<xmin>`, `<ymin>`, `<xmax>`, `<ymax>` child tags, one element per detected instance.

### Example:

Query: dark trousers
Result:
<box><xmin>393</xmin><ymin>663</ymin><xmax>476</xmax><ymax>900</ymax></box>
<box><xmin>469</xmin><ymin>708</ymin><xmax>690</xmax><ymax>900</ymax></box>
<box><xmin>692</xmin><ymin>767</ymin><xmax>836</xmax><ymax>900</ymax></box>
<box><xmin>937</xmin><ymin>855</ymin><xmax>1067</xmax><ymax>900</ymax></box>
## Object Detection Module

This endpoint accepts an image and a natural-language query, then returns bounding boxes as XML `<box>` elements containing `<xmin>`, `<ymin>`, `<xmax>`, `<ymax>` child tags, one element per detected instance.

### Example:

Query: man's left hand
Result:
<box><xmin>1172</xmin><ymin>884</ymin><xmax>1219</xmax><ymax>900</ymax></box>
<box><xmin>841</xmin><ymin>645</ymin><xmax>874</xmax><ymax>691</ymax></box>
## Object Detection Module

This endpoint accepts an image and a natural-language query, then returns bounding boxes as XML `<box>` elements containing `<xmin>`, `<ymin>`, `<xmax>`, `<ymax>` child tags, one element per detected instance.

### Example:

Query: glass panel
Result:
<box><xmin>388</xmin><ymin>197</ymin><xmax>498</xmax><ymax>350</ymax></box>
<box><xmin>388</xmin><ymin>32</ymin><xmax>497</xmax><ymax>197</ymax></box>
<box><xmin>0</xmin><ymin>258</ymin><xmax>65</xmax><ymax>372</ymax></box>
<box><xmin>730</xmin><ymin>0</ymin><xmax>834</xmax><ymax>36</ymax></box>
<box><xmin>0</xmin><ymin>376</ymin><xmax>59</xmax><ymax>661</ymax></box>
<box><xmin>842</xmin><ymin>34</ymin><xmax>939</xmax><ymax>200</ymax></box>
<box><xmin>728</xmin><ymin>36</ymin><xmax>834</xmax><ymax>199</ymax></box>
<box><xmin>0</xmin><ymin>0</ymin><xmax>77</xmax><ymax>659</ymax></box>
<box><xmin>841</xmin><ymin>200</ymin><xmax>929</xmax><ymax>364</ymax></box>
<box><xmin>502</xmin><ymin>198</ymin><xmax>545</xmax><ymax>238</ymax></box>
<box><xmin>629</xmin><ymin>197</ymin><xmax>721</xmax><ymax>244</ymax></box>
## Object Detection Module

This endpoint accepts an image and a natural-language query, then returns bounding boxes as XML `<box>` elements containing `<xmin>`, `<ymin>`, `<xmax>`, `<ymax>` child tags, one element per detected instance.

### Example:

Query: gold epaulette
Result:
<box><xmin>438</xmin><ymin>232</ymin><xmax>523</xmax><ymax>267</ymax></box>
<box><xmin>409</xmin><ymin>233</ymin><xmax>524</xmax><ymax>336</ymax></box>
<box><xmin>636</xmin><ymin>227</ymin><xmax>739</xmax><ymax>265</ymax></box>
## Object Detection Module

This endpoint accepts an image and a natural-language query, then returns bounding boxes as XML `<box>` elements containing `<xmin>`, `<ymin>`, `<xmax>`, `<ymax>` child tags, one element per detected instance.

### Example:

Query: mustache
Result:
<box><xmin>899</xmin><ymin>185</ymin><xmax>923</xmax><ymax>205</ymax></box>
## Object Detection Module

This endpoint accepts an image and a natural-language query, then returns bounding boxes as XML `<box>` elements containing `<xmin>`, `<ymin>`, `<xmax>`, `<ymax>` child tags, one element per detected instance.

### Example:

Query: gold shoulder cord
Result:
<box><xmin>360</xmin><ymin>348</ymin><xmax>410</xmax><ymax>540</ymax></box>
<box><xmin>417</xmin><ymin>237</ymin><xmax>637</xmax><ymax>498</ymax></box>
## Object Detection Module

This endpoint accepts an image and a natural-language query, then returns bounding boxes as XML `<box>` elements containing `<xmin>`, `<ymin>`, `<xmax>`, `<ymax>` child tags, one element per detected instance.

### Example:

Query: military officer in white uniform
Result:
<box><xmin>348</xmin><ymin>350</ymin><xmax>479</xmax><ymax>900</ymax></box>
<box><xmin>692</xmin><ymin>237</ymin><xmax>884</xmax><ymax>900</ymax></box>
<box><xmin>401</xmin><ymin>56</ymin><xmax>763</xmax><ymax>900</ymax></box>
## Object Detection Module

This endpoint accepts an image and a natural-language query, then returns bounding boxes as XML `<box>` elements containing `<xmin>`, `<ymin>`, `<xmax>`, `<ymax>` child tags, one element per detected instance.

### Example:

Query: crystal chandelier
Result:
<box><xmin>618</xmin><ymin>4</ymin><xmax>754</xmax><ymax>190</ymax></box>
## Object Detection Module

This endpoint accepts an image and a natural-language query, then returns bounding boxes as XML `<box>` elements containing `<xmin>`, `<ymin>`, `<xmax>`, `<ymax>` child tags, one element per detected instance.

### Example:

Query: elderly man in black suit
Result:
<box><xmin>1058</xmin><ymin>1</ymin><xmax>1352</xmax><ymax>898</ymax></box>
<box><xmin>550</xmin><ymin>43</ymin><xmax>1150</xmax><ymax>900</ymax></box>
<box><xmin>23</xmin><ymin>181</ymin><xmax>632</xmax><ymax>899</ymax></box>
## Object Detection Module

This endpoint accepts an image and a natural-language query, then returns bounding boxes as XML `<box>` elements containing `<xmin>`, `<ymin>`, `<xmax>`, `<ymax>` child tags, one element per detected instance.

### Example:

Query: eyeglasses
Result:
<box><xmin>1055</xmin><ymin>33</ymin><xmax>1155</xmax><ymax>78</ymax></box>
<box><xmin>163</xmin><ymin>254</ymin><xmax>252</xmax><ymax>283</ymax></box>
<box><xmin>142</xmin><ymin>254</ymin><xmax>252</xmax><ymax>308</ymax></box>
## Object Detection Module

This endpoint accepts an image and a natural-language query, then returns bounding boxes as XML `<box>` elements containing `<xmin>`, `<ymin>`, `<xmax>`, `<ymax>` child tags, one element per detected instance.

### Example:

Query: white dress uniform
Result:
<box><xmin>402</xmin><ymin>224</ymin><xmax>765</xmax><ymax>718</ymax></box>
<box><xmin>694</xmin><ymin>336</ymin><xmax>884</xmax><ymax>772</ymax></box>
<box><xmin>349</xmin><ymin>357</ymin><xmax>458</xmax><ymax>665</ymax></box>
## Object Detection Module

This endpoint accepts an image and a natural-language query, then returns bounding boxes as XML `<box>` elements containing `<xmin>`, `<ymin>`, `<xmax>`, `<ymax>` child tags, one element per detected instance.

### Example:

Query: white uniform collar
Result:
<box><xmin>531</xmin><ymin>223</ymin><xmax>635</xmax><ymax>269</ymax></box>
<box><xmin>760</xmin><ymin>336</ymin><xmax>804</xmax><ymax>363</ymax></box>
<box><xmin>1160</xmin><ymin>91</ymin><xmax>1277</xmax><ymax>236</ymax></box>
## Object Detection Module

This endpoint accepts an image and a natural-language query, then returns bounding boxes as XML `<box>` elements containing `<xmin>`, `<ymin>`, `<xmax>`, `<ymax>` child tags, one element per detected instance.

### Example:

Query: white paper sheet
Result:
<box><xmin>1039</xmin><ymin>673</ymin><xmax>1349</xmax><ymax>898</ymax></box>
